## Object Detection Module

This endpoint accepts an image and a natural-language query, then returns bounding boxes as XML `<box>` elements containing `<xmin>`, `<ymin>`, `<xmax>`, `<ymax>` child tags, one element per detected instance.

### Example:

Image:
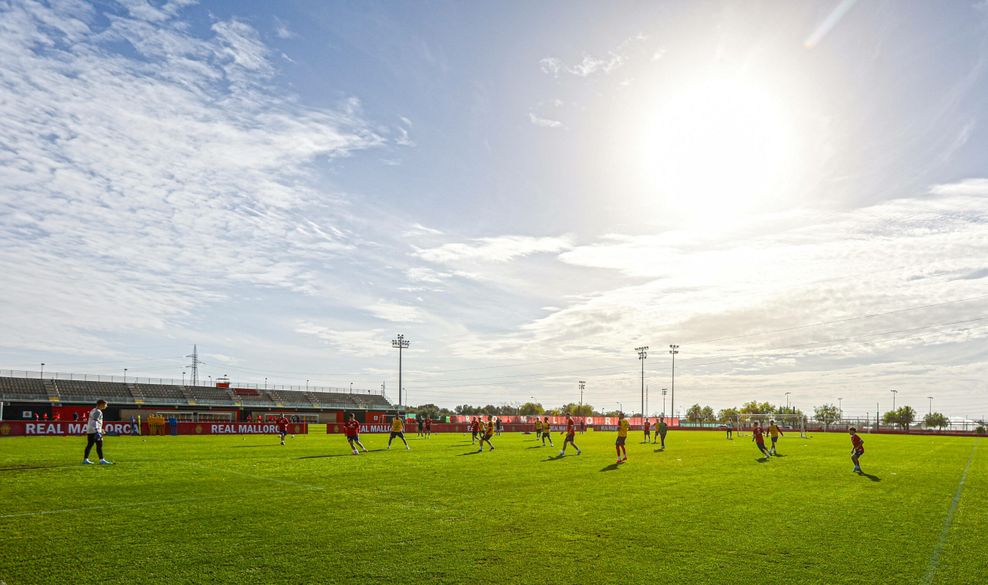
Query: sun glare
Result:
<box><xmin>642</xmin><ymin>77</ymin><xmax>799</xmax><ymax>224</ymax></box>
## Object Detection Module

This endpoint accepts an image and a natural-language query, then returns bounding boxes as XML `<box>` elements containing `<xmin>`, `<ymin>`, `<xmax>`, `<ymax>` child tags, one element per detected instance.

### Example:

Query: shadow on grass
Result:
<box><xmin>527</xmin><ymin>445</ymin><xmax>547</xmax><ymax>450</ymax></box>
<box><xmin>296</xmin><ymin>454</ymin><xmax>352</xmax><ymax>460</ymax></box>
<box><xmin>543</xmin><ymin>454</ymin><xmax>567</xmax><ymax>462</ymax></box>
<box><xmin>457</xmin><ymin>450</ymin><xmax>483</xmax><ymax>456</ymax></box>
<box><xmin>858</xmin><ymin>472</ymin><xmax>881</xmax><ymax>482</ymax></box>
<box><xmin>654</xmin><ymin>448</ymin><xmax>666</xmax><ymax>453</ymax></box>
<box><xmin>756</xmin><ymin>457</ymin><xmax>769</xmax><ymax>463</ymax></box>
<box><xmin>0</xmin><ymin>464</ymin><xmax>64</xmax><ymax>472</ymax></box>
<box><xmin>772</xmin><ymin>453</ymin><xmax>786</xmax><ymax>458</ymax></box>
<box><xmin>600</xmin><ymin>463</ymin><xmax>621</xmax><ymax>472</ymax></box>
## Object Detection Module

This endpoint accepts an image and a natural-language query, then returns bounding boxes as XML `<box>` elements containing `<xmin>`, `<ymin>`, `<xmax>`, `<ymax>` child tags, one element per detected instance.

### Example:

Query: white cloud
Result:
<box><xmin>415</xmin><ymin>235</ymin><xmax>573</xmax><ymax>265</ymax></box>
<box><xmin>0</xmin><ymin>1</ymin><xmax>383</xmax><ymax>351</ymax></box>
<box><xmin>295</xmin><ymin>322</ymin><xmax>391</xmax><ymax>357</ymax></box>
<box><xmin>273</xmin><ymin>16</ymin><xmax>297</xmax><ymax>40</ymax></box>
<box><xmin>368</xmin><ymin>303</ymin><xmax>425</xmax><ymax>323</ymax></box>
<box><xmin>539</xmin><ymin>34</ymin><xmax>648</xmax><ymax>78</ymax></box>
<box><xmin>406</xmin><ymin>267</ymin><xmax>450</xmax><ymax>283</ymax></box>
<box><xmin>539</xmin><ymin>57</ymin><xmax>561</xmax><ymax>77</ymax></box>
<box><xmin>528</xmin><ymin>112</ymin><xmax>564</xmax><ymax>128</ymax></box>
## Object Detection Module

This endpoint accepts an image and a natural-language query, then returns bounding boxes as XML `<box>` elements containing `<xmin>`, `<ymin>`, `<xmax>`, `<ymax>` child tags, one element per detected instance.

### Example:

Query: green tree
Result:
<box><xmin>518</xmin><ymin>402</ymin><xmax>544</xmax><ymax>416</ymax></box>
<box><xmin>883</xmin><ymin>406</ymin><xmax>916</xmax><ymax>430</ymax></box>
<box><xmin>923</xmin><ymin>412</ymin><xmax>949</xmax><ymax>430</ymax></box>
<box><xmin>411</xmin><ymin>403</ymin><xmax>443</xmax><ymax>420</ymax></box>
<box><xmin>814</xmin><ymin>404</ymin><xmax>841</xmax><ymax>430</ymax></box>
<box><xmin>740</xmin><ymin>401</ymin><xmax>775</xmax><ymax>414</ymax></box>
<box><xmin>686</xmin><ymin>403</ymin><xmax>703</xmax><ymax>422</ymax></box>
<box><xmin>700</xmin><ymin>406</ymin><xmax>715</xmax><ymax>422</ymax></box>
<box><xmin>718</xmin><ymin>407</ymin><xmax>739</xmax><ymax>423</ymax></box>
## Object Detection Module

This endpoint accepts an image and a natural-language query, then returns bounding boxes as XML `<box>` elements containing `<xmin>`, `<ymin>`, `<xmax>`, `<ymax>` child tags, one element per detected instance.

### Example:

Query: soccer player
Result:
<box><xmin>752</xmin><ymin>421</ymin><xmax>770</xmax><ymax>458</ymax></box>
<box><xmin>277</xmin><ymin>414</ymin><xmax>290</xmax><ymax>446</ymax></box>
<box><xmin>643</xmin><ymin>418</ymin><xmax>651</xmax><ymax>443</ymax></box>
<box><xmin>471</xmin><ymin>417</ymin><xmax>480</xmax><ymax>443</ymax></box>
<box><xmin>388</xmin><ymin>415</ymin><xmax>411</xmax><ymax>450</ymax></box>
<box><xmin>616</xmin><ymin>412</ymin><xmax>630</xmax><ymax>463</ymax></box>
<box><xmin>534</xmin><ymin>416</ymin><xmax>543</xmax><ymax>442</ymax></box>
<box><xmin>344</xmin><ymin>413</ymin><xmax>368</xmax><ymax>454</ymax></box>
<box><xmin>657</xmin><ymin>416</ymin><xmax>668</xmax><ymax>449</ymax></box>
<box><xmin>82</xmin><ymin>400</ymin><xmax>112</xmax><ymax>465</ymax></box>
<box><xmin>767</xmin><ymin>419</ymin><xmax>784</xmax><ymax>455</ymax></box>
<box><xmin>850</xmin><ymin>427</ymin><xmax>865</xmax><ymax>474</ymax></box>
<box><xmin>558</xmin><ymin>415</ymin><xmax>581</xmax><ymax>456</ymax></box>
<box><xmin>541</xmin><ymin>416</ymin><xmax>554</xmax><ymax>447</ymax></box>
<box><xmin>726</xmin><ymin>420</ymin><xmax>733</xmax><ymax>440</ymax></box>
<box><xmin>424</xmin><ymin>417</ymin><xmax>432</xmax><ymax>438</ymax></box>
<box><xmin>478</xmin><ymin>416</ymin><xmax>495</xmax><ymax>452</ymax></box>
<box><xmin>417</xmin><ymin>417</ymin><xmax>424</xmax><ymax>437</ymax></box>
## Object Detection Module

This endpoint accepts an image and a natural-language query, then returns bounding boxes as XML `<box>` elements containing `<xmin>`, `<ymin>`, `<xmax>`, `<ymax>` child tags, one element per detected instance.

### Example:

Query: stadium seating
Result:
<box><xmin>187</xmin><ymin>386</ymin><xmax>233</xmax><ymax>403</ymax></box>
<box><xmin>0</xmin><ymin>377</ymin><xmax>48</xmax><ymax>399</ymax></box>
<box><xmin>133</xmin><ymin>384</ymin><xmax>186</xmax><ymax>401</ymax></box>
<box><xmin>55</xmin><ymin>380</ymin><xmax>133</xmax><ymax>401</ymax></box>
<box><xmin>0</xmin><ymin>375</ymin><xmax>394</xmax><ymax>412</ymax></box>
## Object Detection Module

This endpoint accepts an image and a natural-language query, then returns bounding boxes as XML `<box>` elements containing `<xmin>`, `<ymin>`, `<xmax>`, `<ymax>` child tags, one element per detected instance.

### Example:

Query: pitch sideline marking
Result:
<box><xmin>922</xmin><ymin>438</ymin><xmax>979</xmax><ymax>584</ymax></box>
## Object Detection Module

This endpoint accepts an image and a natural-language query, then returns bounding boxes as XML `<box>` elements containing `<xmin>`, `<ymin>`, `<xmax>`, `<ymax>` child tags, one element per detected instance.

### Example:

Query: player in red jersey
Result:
<box><xmin>470</xmin><ymin>417</ymin><xmax>480</xmax><ymax>443</ymax></box>
<box><xmin>751</xmin><ymin>421</ymin><xmax>769</xmax><ymax>458</ymax></box>
<box><xmin>424</xmin><ymin>417</ymin><xmax>432</xmax><ymax>438</ymax></box>
<box><xmin>558</xmin><ymin>415</ymin><xmax>582</xmax><ymax>456</ymax></box>
<box><xmin>344</xmin><ymin>413</ymin><xmax>368</xmax><ymax>454</ymax></box>
<box><xmin>643</xmin><ymin>418</ymin><xmax>651</xmax><ymax>443</ymax></box>
<box><xmin>849</xmin><ymin>427</ymin><xmax>865</xmax><ymax>474</ymax></box>
<box><xmin>277</xmin><ymin>415</ymin><xmax>290</xmax><ymax>446</ymax></box>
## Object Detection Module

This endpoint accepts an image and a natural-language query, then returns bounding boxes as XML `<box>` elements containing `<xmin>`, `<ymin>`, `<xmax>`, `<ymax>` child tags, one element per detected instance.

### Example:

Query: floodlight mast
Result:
<box><xmin>578</xmin><ymin>380</ymin><xmax>586</xmax><ymax>409</ymax></box>
<box><xmin>636</xmin><ymin>346</ymin><xmax>648</xmax><ymax>418</ymax></box>
<box><xmin>392</xmin><ymin>334</ymin><xmax>410</xmax><ymax>406</ymax></box>
<box><xmin>669</xmin><ymin>345</ymin><xmax>679</xmax><ymax>421</ymax></box>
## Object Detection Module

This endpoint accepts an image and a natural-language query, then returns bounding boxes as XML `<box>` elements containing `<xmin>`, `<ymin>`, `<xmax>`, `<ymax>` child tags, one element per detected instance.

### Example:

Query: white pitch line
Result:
<box><xmin>922</xmin><ymin>439</ymin><xmax>980</xmax><ymax>584</ymax></box>
<box><xmin>184</xmin><ymin>461</ymin><xmax>324</xmax><ymax>491</ymax></box>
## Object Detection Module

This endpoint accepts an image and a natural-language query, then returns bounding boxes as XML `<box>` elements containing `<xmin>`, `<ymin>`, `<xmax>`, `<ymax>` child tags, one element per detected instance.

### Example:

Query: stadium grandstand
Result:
<box><xmin>0</xmin><ymin>371</ymin><xmax>396</xmax><ymax>424</ymax></box>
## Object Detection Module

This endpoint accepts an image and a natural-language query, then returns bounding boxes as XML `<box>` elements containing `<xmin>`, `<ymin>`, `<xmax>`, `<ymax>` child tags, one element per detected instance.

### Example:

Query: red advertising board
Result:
<box><xmin>0</xmin><ymin>421</ymin><xmax>308</xmax><ymax>437</ymax></box>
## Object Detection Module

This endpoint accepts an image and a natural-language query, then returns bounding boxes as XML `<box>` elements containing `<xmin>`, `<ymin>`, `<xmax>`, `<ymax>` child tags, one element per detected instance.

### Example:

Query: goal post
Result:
<box><xmin>734</xmin><ymin>413</ymin><xmax>807</xmax><ymax>439</ymax></box>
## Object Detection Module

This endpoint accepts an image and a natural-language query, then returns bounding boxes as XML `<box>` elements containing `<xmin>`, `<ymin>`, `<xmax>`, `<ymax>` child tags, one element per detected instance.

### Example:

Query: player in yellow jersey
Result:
<box><xmin>478</xmin><ymin>416</ymin><xmax>495</xmax><ymax>452</ymax></box>
<box><xmin>534</xmin><ymin>417</ymin><xmax>543</xmax><ymax>442</ymax></box>
<box><xmin>541</xmin><ymin>416</ymin><xmax>554</xmax><ymax>447</ymax></box>
<box><xmin>616</xmin><ymin>412</ymin><xmax>630</xmax><ymax>463</ymax></box>
<box><xmin>387</xmin><ymin>415</ymin><xmax>411</xmax><ymax>450</ymax></box>
<box><xmin>767</xmin><ymin>420</ymin><xmax>784</xmax><ymax>456</ymax></box>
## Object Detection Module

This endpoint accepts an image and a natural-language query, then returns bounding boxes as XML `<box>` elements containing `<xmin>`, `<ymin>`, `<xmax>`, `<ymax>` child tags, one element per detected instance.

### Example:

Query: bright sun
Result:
<box><xmin>641</xmin><ymin>77</ymin><xmax>799</xmax><ymax>224</ymax></box>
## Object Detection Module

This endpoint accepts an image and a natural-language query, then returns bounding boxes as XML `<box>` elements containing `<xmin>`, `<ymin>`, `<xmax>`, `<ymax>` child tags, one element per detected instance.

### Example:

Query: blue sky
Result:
<box><xmin>2</xmin><ymin>0</ymin><xmax>988</xmax><ymax>418</ymax></box>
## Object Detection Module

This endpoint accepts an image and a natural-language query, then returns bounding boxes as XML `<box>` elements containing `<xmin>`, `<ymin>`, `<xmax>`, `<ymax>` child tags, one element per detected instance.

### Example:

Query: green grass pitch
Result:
<box><xmin>1</xmin><ymin>430</ymin><xmax>985</xmax><ymax>584</ymax></box>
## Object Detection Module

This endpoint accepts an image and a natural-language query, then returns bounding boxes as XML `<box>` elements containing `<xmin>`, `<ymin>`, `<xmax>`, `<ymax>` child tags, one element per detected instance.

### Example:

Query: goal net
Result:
<box><xmin>733</xmin><ymin>413</ymin><xmax>807</xmax><ymax>439</ymax></box>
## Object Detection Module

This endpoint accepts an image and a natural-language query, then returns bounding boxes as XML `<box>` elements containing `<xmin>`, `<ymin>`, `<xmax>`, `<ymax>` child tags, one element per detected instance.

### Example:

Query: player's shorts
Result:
<box><xmin>472</xmin><ymin>431</ymin><xmax>478</xmax><ymax>437</ymax></box>
<box><xmin>615</xmin><ymin>436</ymin><xmax>627</xmax><ymax>446</ymax></box>
<box><xmin>347</xmin><ymin>435</ymin><xmax>359</xmax><ymax>443</ymax></box>
<box><xmin>484</xmin><ymin>433</ymin><xmax>494</xmax><ymax>440</ymax></box>
<box><xmin>279</xmin><ymin>430</ymin><xmax>288</xmax><ymax>437</ymax></box>
<box><xmin>659</xmin><ymin>430</ymin><xmax>667</xmax><ymax>437</ymax></box>
<box><xmin>565</xmin><ymin>433</ymin><xmax>576</xmax><ymax>443</ymax></box>
<box><xmin>771</xmin><ymin>436</ymin><xmax>778</xmax><ymax>443</ymax></box>
<box><xmin>852</xmin><ymin>448</ymin><xmax>864</xmax><ymax>457</ymax></box>
<box><xmin>390</xmin><ymin>431</ymin><xmax>404</xmax><ymax>439</ymax></box>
